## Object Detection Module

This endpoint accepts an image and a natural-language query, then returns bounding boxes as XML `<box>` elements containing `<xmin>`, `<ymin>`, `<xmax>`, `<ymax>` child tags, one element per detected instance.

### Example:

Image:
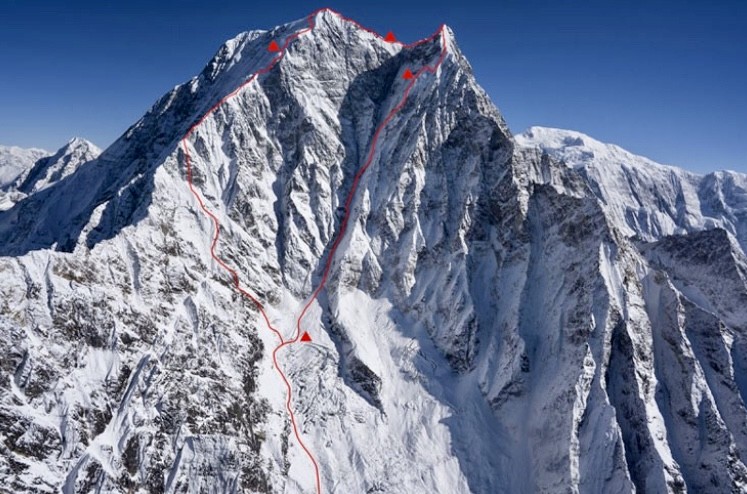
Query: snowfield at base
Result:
<box><xmin>1</xmin><ymin>8</ymin><xmax>747</xmax><ymax>494</ymax></box>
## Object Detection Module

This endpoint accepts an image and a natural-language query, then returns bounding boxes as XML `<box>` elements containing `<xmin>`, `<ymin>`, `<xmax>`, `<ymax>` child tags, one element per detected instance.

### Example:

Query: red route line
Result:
<box><xmin>181</xmin><ymin>7</ymin><xmax>449</xmax><ymax>494</ymax></box>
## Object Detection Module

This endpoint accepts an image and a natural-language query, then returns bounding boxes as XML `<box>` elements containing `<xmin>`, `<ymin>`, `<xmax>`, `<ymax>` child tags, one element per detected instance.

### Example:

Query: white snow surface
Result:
<box><xmin>0</xmin><ymin>145</ymin><xmax>49</xmax><ymax>187</ymax></box>
<box><xmin>2</xmin><ymin>9</ymin><xmax>747</xmax><ymax>494</ymax></box>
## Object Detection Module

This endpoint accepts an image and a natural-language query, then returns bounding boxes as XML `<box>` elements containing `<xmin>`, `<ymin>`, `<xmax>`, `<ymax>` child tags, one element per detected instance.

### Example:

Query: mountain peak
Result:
<box><xmin>310</xmin><ymin>7</ymin><xmax>350</xmax><ymax>29</ymax></box>
<box><xmin>516</xmin><ymin>125</ymin><xmax>747</xmax><ymax>249</ymax></box>
<box><xmin>310</xmin><ymin>8</ymin><xmax>453</xmax><ymax>49</ymax></box>
<box><xmin>16</xmin><ymin>136</ymin><xmax>101</xmax><ymax>194</ymax></box>
<box><xmin>517</xmin><ymin>126</ymin><xmax>619</xmax><ymax>164</ymax></box>
<box><xmin>65</xmin><ymin>136</ymin><xmax>99</xmax><ymax>151</ymax></box>
<box><xmin>516</xmin><ymin>125</ymin><xmax>688</xmax><ymax>174</ymax></box>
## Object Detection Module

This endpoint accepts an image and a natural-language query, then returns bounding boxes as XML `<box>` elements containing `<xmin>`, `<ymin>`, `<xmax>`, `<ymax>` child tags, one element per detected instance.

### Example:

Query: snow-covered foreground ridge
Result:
<box><xmin>2</xmin><ymin>8</ymin><xmax>747</xmax><ymax>494</ymax></box>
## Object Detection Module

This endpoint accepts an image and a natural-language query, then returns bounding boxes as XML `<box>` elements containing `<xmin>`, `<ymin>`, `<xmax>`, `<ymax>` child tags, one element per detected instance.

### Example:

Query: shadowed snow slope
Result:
<box><xmin>2</xmin><ymin>10</ymin><xmax>747</xmax><ymax>494</ymax></box>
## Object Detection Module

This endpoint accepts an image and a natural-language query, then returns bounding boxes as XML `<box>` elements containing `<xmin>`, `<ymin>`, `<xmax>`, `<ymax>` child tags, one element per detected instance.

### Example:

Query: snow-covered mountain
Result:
<box><xmin>517</xmin><ymin>126</ymin><xmax>747</xmax><ymax>250</ymax></box>
<box><xmin>0</xmin><ymin>145</ymin><xmax>49</xmax><ymax>189</ymax></box>
<box><xmin>16</xmin><ymin>137</ymin><xmax>101</xmax><ymax>195</ymax></box>
<box><xmin>2</xmin><ymin>9</ymin><xmax>747</xmax><ymax>494</ymax></box>
<box><xmin>0</xmin><ymin>139</ymin><xmax>100</xmax><ymax>212</ymax></box>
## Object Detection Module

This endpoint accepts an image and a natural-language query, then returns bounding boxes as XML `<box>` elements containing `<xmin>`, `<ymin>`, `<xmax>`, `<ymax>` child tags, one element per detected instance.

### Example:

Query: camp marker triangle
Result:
<box><xmin>385</xmin><ymin>31</ymin><xmax>396</xmax><ymax>43</ymax></box>
<box><xmin>268</xmin><ymin>40</ymin><xmax>280</xmax><ymax>52</ymax></box>
<box><xmin>300</xmin><ymin>331</ymin><xmax>312</xmax><ymax>342</ymax></box>
<box><xmin>403</xmin><ymin>68</ymin><xmax>414</xmax><ymax>80</ymax></box>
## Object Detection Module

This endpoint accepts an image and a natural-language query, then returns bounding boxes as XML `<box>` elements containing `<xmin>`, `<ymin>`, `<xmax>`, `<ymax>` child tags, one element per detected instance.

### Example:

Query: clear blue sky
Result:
<box><xmin>1</xmin><ymin>0</ymin><xmax>745</xmax><ymax>173</ymax></box>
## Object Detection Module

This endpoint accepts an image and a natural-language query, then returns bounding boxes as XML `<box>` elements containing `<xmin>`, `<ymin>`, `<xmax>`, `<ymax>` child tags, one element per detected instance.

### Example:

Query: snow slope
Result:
<box><xmin>2</xmin><ymin>9</ymin><xmax>747</xmax><ymax>494</ymax></box>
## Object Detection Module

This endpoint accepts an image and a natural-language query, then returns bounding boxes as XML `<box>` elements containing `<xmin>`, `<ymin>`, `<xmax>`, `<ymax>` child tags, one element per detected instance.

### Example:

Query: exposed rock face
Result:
<box><xmin>1</xmin><ymin>9</ymin><xmax>746</xmax><ymax>494</ymax></box>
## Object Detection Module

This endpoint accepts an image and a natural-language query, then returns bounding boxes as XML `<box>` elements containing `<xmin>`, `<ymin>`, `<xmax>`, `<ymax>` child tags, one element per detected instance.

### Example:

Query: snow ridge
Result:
<box><xmin>517</xmin><ymin>126</ymin><xmax>747</xmax><ymax>250</ymax></box>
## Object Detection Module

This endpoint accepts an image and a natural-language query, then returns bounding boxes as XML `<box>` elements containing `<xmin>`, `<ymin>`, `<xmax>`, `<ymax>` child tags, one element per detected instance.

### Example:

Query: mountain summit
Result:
<box><xmin>1</xmin><ymin>9</ymin><xmax>747</xmax><ymax>494</ymax></box>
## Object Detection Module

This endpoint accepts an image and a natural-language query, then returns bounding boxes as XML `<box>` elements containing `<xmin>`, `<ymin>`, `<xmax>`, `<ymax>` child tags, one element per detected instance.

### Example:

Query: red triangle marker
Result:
<box><xmin>300</xmin><ymin>331</ymin><xmax>312</xmax><ymax>342</ymax></box>
<box><xmin>384</xmin><ymin>31</ymin><xmax>397</xmax><ymax>43</ymax></box>
<box><xmin>402</xmin><ymin>68</ymin><xmax>414</xmax><ymax>80</ymax></box>
<box><xmin>268</xmin><ymin>40</ymin><xmax>280</xmax><ymax>52</ymax></box>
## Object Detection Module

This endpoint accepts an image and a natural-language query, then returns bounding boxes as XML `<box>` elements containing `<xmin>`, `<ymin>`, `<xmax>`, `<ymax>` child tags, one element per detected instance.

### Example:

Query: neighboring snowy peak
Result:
<box><xmin>516</xmin><ymin>126</ymin><xmax>678</xmax><ymax>170</ymax></box>
<box><xmin>0</xmin><ymin>138</ymin><xmax>100</xmax><ymax>212</ymax></box>
<box><xmin>0</xmin><ymin>144</ymin><xmax>49</xmax><ymax>189</ymax></box>
<box><xmin>65</xmin><ymin>136</ymin><xmax>100</xmax><ymax>154</ymax></box>
<box><xmin>17</xmin><ymin>137</ymin><xmax>101</xmax><ymax>194</ymax></box>
<box><xmin>517</xmin><ymin>126</ymin><xmax>747</xmax><ymax>251</ymax></box>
